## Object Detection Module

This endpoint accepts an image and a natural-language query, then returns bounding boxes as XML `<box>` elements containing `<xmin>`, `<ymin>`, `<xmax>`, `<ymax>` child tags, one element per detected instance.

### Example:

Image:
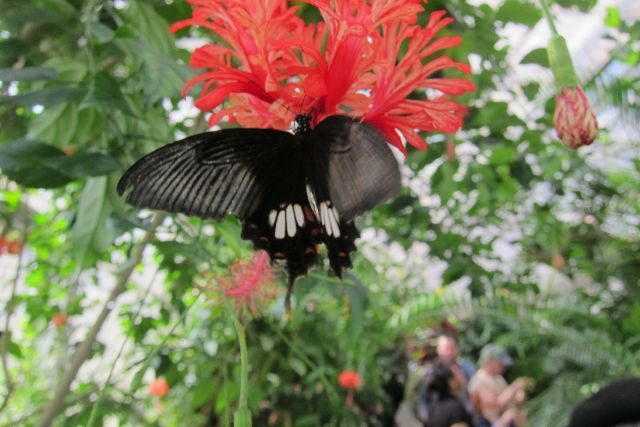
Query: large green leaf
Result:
<box><xmin>0</xmin><ymin>87</ymin><xmax>84</xmax><ymax>106</ymax></box>
<box><xmin>0</xmin><ymin>67</ymin><xmax>58</xmax><ymax>81</ymax></box>
<box><xmin>0</xmin><ymin>139</ymin><xmax>72</xmax><ymax>187</ymax></box>
<box><xmin>72</xmin><ymin>176</ymin><xmax>113</xmax><ymax>266</ymax></box>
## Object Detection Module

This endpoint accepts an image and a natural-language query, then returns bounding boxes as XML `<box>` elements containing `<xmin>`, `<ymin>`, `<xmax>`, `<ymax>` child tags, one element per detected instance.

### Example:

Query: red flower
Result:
<box><xmin>52</xmin><ymin>313</ymin><xmax>68</xmax><ymax>328</ymax></box>
<box><xmin>171</xmin><ymin>0</ymin><xmax>474</xmax><ymax>154</ymax></box>
<box><xmin>338</xmin><ymin>370</ymin><xmax>361</xmax><ymax>389</ymax></box>
<box><xmin>554</xmin><ymin>85</ymin><xmax>598</xmax><ymax>149</ymax></box>
<box><xmin>149</xmin><ymin>378</ymin><xmax>170</xmax><ymax>398</ymax></box>
<box><xmin>0</xmin><ymin>238</ymin><xmax>22</xmax><ymax>255</ymax></box>
<box><xmin>218</xmin><ymin>251</ymin><xmax>276</xmax><ymax>315</ymax></box>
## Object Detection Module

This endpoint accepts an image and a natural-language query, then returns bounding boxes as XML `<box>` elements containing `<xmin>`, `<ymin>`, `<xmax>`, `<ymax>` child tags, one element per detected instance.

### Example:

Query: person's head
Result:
<box><xmin>424</xmin><ymin>361</ymin><xmax>460</xmax><ymax>400</ymax></box>
<box><xmin>436</xmin><ymin>335</ymin><xmax>459</xmax><ymax>364</ymax></box>
<box><xmin>478</xmin><ymin>344</ymin><xmax>513</xmax><ymax>375</ymax></box>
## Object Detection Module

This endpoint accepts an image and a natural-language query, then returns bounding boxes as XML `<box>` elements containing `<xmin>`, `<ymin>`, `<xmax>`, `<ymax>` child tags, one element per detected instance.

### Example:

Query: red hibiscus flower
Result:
<box><xmin>171</xmin><ymin>0</ymin><xmax>475</xmax><ymax>154</ymax></box>
<box><xmin>338</xmin><ymin>369</ymin><xmax>361</xmax><ymax>389</ymax></box>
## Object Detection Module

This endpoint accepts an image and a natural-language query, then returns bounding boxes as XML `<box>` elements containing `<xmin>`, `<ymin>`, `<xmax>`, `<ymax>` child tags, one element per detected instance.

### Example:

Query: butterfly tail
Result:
<box><xmin>324</xmin><ymin>221</ymin><xmax>360</xmax><ymax>278</ymax></box>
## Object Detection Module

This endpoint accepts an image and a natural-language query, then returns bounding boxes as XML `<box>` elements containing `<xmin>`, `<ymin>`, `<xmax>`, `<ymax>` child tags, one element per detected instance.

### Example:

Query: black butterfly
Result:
<box><xmin>117</xmin><ymin>115</ymin><xmax>401</xmax><ymax>308</ymax></box>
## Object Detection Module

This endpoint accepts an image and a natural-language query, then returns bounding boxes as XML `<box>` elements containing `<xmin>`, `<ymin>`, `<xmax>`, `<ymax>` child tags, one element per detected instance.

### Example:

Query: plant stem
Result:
<box><xmin>217</xmin><ymin>284</ymin><xmax>251</xmax><ymax>427</ymax></box>
<box><xmin>37</xmin><ymin>213</ymin><xmax>166</xmax><ymax>427</ymax></box>
<box><xmin>538</xmin><ymin>0</ymin><xmax>559</xmax><ymax>35</ymax></box>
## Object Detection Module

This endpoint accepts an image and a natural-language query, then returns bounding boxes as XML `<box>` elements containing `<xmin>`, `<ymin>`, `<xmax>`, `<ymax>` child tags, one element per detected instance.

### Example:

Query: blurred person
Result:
<box><xmin>417</xmin><ymin>361</ymin><xmax>472</xmax><ymax>427</ymax></box>
<box><xmin>470</xmin><ymin>391</ymin><xmax>521</xmax><ymax>427</ymax></box>
<box><xmin>568</xmin><ymin>377</ymin><xmax>640</xmax><ymax>427</ymax></box>
<box><xmin>468</xmin><ymin>345</ymin><xmax>530</xmax><ymax>427</ymax></box>
<box><xmin>396</xmin><ymin>339</ymin><xmax>438</xmax><ymax>427</ymax></box>
<box><xmin>436</xmin><ymin>335</ymin><xmax>475</xmax><ymax>412</ymax></box>
<box><xmin>468</xmin><ymin>345</ymin><xmax>529</xmax><ymax>407</ymax></box>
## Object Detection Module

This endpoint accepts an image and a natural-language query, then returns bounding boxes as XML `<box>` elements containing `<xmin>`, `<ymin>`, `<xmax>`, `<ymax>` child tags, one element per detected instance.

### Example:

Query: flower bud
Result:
<box><xmin>554</xmin><ymin>85</ymin><xmax>598</xmax><ymax>149</ymax></box>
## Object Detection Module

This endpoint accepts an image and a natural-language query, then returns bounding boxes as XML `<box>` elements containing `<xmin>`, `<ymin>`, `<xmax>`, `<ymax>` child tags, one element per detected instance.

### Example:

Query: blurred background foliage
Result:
<box><xmin>0</xmin><ymin>0</ymin><xmax>638</xmax><ymax>426</ymax></box>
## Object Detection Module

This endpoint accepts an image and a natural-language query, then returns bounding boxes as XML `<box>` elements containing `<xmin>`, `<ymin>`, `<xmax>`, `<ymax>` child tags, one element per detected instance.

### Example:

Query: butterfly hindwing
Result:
<box><xmin>117</xmin><ymin>129</ymin><xmax>295</xmax><ymax>220</ymax></box>
<box><xmin>240</xmin><ymin>147</ymin><xmax>323</xmax><ymax>281</ymax></box>
<box><xmin>310</xmin><ymin>115</ymin><xmax>402</xmax><ymax>222</ymax></box>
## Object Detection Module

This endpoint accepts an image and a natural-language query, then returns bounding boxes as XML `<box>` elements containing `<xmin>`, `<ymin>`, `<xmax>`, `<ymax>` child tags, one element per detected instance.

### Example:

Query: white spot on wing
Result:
<box><xmin>329</xmin><ymin>208</ymin><xmax>340</xmax><ymax>237</ymax></box>
<box><xmin>331</xmin><ymin>207</ymin><xmax>340</xmax><ymax>222</ymax></box>
<box><xmin>275</xmin><ymin>211</ymin><xmax>286</xmax><ymax>239</ymax></box>
<box><xmin>286</xmin><ymin>205</ymin><xmax>296</xmax><ymax>237</ymax></box>
<box><xmin>268</xmin><ymin>210</ymin><xmax>277</xmax><ymax>226</ymax></box>
<box><xmin>293</xmin><ymin>204</ymin><xmax>304</xmax><ymax>226</ymax></box>
<box><xmin>306</xmin><ymin>183</ymin><xmax>319</xmax><ymax>218</ymax></box>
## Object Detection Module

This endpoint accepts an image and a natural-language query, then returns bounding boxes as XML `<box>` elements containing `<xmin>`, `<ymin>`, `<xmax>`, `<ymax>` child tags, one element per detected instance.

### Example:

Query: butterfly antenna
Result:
<box><xmin>285</xmin><ymin>274</ymin><xmax>295</xmax><ymax>320</ymax></box>
<box><xmin>247</xmin><ymin>80</ymin><xmax>296</xmax><ymax>116</ymax></box>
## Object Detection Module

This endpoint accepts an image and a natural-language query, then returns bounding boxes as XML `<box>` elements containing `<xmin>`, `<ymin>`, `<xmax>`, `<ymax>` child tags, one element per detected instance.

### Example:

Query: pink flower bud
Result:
<box><xmin>553</xmin><ymin>85</ymin><xmax>598</xmax><ymax>149</ymax></box>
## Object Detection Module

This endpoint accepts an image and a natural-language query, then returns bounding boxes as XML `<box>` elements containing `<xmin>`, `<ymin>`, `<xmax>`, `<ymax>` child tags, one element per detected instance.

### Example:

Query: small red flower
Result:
<box><xmin>149</xmin><ymin>378</ymin><xmax>170</xmax><ymax>398</ymax></box>
<box><xmin>0</xmin><ymin>238</ymin><xmax>22</xmax><ymax>255</ymax></box>
<box><xmin>171</xmin><ymin>0</ymin><xmax>475</xmax><ymax>154</ymax></box>
<box><xmin>218</xmin><ymin>251</ymin><xmax>276</xmax><ymax>315</ymax></box>
<box><xmin>554</xmin><ymin>85</ymin><xmax>598</xmax><ymax>149</ymax></box>
<box><xmin>52</xmin><ymin>313</ymin><xmax>68</xmax><ymax>328</ymax></box>
<box><xmin>338</xmin><ymin>370</ymin><xmax>361</xmax><ymax>389</ymax></box>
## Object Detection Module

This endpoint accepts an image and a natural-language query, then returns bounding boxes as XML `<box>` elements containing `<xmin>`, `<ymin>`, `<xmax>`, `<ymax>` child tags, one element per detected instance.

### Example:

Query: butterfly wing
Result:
<box><xmin>310</xmin><ymin>115</ymin><xmax>401</xmax><ymax>222</ymax></box>
<box><xmin>119</xmin><ymin>128</ymin><xmax>324</xmax><ymax>284</ymax></box>
<box><xmin>305</xmin><ymin>115</ymin><xmax>400</xmax><ymax>278</ymax></box>
<box><xmin>117</xmin><ymin>129</ymin><xmax>294</xmax><ymax>220</ymax></box>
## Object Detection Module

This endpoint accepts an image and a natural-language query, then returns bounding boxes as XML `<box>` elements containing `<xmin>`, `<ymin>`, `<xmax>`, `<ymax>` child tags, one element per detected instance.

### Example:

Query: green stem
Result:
<box><xmin>538</xmin><ymin>0</ymin><xmax>559</xmax><ymax>35</ymax></box>
<box><xmin>217</xmin><ymin>284</ymin><xmax>251</xmax><ymax>427</ymax></box>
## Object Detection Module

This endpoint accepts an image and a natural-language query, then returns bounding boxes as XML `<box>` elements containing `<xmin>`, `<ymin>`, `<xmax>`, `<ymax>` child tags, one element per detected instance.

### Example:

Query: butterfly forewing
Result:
<box><xmin>117</xmin><ymin>129</ymin><xmax>294</xmax><ymax>220</ymax></box>
<box><xmin>310</xmin><ymin>115</ymin><xmax>402</xmax><ymax>222</ymax></box>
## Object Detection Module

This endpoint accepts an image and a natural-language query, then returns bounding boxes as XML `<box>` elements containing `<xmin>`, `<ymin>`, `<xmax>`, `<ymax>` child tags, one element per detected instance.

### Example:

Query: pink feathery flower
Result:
<box><xmin>170</xmin><ymin>0</ymin><xmax>475</xmax><ymax>154</ymax></box>
<box><xmin>218</xmin><ymin>250</ymin><xmax>276</xmax><ymax>315</ymax></box>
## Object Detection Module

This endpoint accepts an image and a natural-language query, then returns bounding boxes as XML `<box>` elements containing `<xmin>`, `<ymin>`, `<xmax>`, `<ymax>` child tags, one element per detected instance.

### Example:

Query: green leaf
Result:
<box><xmin>496</xmin><ymin>0</ymin><xmax>542</xmax><ymax>27</ymax></box>
<box><xmin>0</xmin><ymin>139</ymin><xmax>73</xmax><ymax>188</ymax></box>
<box><xmin>192</xmin><ymin>378</ymin><xmax>217</xmax><ymax>409</ymax></box>
<box><xmin>489</xmin><ymin>146</ymin><xmax>517</xmax><ymax>165</ymax></box>
<box><xmin>44</xmin><ymin>153</ymin><xmax>121</xmax><ymax>178</ymax></box>
<box><xmin>72</xmin><ymin>177</ymin><xmax>112</xmax><ymax>266</ymax></box>
<box><xmin>0</xmin><ymin>67</ymin><xmax>58</xmax><ymax>81</ymax></box>
<box><xmin>0</xmin><ymin>139</ymin><xmax>64</xmax><ymax>170</ymax></box>
<box><xmin>289</xmin><ymin>358</ymin><xmax>307</xmax><ymax>376</ymax></box>
<box><xmin>81</xmin><ymin>72</ymin><xmax>132</xmax><ymax>114</ymax></box>
<box><xmin>120</xmin><ymin>1</ymin><xmax>175</xmax><ymax>56</ymax></box>
<box><xmin>520</xmin><ymin>48</ymin><xmax>549</xmax><ymax>68</ymax></box>
<box><xmin>89</xmin><ymin>22</ymin><xmax>115</xmax><ymax>43</ymax></box>
<box><xmin>0</xmin><ymin>87</ymin><xmax>84</xmax><ymax>106</ymax></box>
<box><xmin>522</xmin><ymin>82</ymin><xmax>540</xmax><ymax>100</ymax></box>
<box><xmin>604</xmin><ymin>7</ymin><xmax>621</xmax><ymax>28</ymax></box>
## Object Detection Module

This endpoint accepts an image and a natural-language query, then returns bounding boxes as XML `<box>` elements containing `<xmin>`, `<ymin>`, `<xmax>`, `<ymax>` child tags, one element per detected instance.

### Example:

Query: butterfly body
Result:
<box><xmin>118</xmin><ymin>115</ymin><xmax>401</xmax><ymax>300</ymax></box>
